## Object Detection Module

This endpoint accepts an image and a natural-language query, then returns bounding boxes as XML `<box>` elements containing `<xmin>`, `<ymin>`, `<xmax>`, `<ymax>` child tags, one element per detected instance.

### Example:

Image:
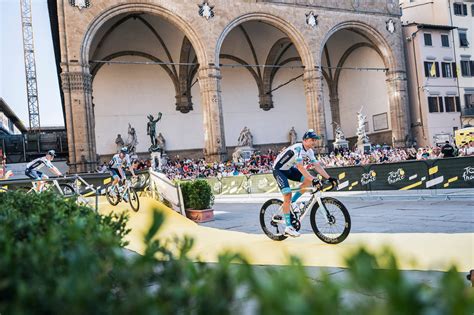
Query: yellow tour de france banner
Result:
<box><xmin>203</xmin><ymin>157</ymin><xmax>474</xmax><ymax>195</ymax></box>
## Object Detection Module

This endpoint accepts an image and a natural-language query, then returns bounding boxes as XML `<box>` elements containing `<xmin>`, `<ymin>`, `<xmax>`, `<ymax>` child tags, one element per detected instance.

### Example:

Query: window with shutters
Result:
<box><xmin>453</xmin><ymin>2</ymin><xmax>467</xmax><ymax>15</ymax></box>
<box><xmin>424</xmin><ymin>61</ymin><xmax>439</xmax><ymax>77</ymax></box>
<box><xmin>424</xmin><ymin>33</ymin><xmax>432</xmax><ymax>46</ymax></box>
<box><xmin>428</xmin><ymin>97</ymin><xmax>444</xmax><ymax>113</ymax></box>
<box><xmin>461</xmin><ymin>60</ymin><xmax>471</xmax><ymax>76</ymax></box>
<box><xmin>444</xmin><ymin>97</ymin><xmax>457</xmax><ymax>112</ymax></box>
<box><xmin>459</xmin><ymin>30</ymin><xmax>469</xmax><ymax>47</ymax></box>
<box><xmin>441</xmin><ymin>62</ymin><xmax>452</xmax><ymax>77</ymax></box>
<box><xmin>441</xmin><ymin>34</ymin><xmax>450</xmax><ymax>47</ymax></box>
<box><xmin>465</xmin><ymin>94</ymin><xmax>474</xmax><ymax>108</ymax></box>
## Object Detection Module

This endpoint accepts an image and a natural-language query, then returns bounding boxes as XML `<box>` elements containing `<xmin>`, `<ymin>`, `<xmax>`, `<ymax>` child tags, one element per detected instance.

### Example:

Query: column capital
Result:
<box><xmin>198</xmin><ymin>66</ymin><xmax>222</xmax><ymax>79</ymax></box>
<box><xmin>385</xmin><ymin>70</ymin><xmax>407</xmax><ymax>81</ymax></box>
<box><xmin>61</xmin><ymin>71</ymin><xmax>92</xmax><ymax>94</ymax></box>
<box><xmin>302</xmin><ymin>68</ymin><xmax>323</xmax><ymax>81</ymax></box>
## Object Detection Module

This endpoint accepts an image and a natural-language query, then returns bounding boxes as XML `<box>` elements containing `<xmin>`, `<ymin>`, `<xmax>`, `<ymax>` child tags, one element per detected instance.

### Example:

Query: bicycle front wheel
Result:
<box><xmin>309</xmin><ymin>197</ymin><xmax>351</xmax><ymax>244</ymax></box>
<box><xmin>128</xmin><ymin>188</ymin><xmax>140</xmax><ymax>212</ymax></box>
<box><xmin>58</xmin><ymin>183</ymin><xmax>75</xmax><ymax>197</ymax></box>
<box><xmin>105</xmin><ymin>184</ymin><xmax>120</xmax><ymax>206</ymax></box>
<box><xmin>259</xmin><ymin>199</ymin><xmax>288</xmax><ymax>241</ymax></box>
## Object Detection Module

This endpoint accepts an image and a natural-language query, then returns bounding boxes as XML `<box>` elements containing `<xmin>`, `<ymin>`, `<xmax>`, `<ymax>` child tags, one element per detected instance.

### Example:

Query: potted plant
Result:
<box><xmin>183</xmin><ymin>179</ymin><xmax>215</xmax><ymax>223</ymax></box>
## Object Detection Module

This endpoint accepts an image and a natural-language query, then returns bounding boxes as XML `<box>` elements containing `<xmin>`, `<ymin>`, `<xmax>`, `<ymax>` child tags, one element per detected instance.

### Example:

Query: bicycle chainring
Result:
<box><xmin>290</xmin><ymin>214</ymin><xmax>301</xmax><ymax>231</ymax></box>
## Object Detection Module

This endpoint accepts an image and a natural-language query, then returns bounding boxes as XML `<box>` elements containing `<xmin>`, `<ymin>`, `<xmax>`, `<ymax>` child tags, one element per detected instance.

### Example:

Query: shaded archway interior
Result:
<box><xmin>321</xmin><ymin>28</ymin><xmax>392</xmax><ymax>145</ymax></box>
<box><xmin>88</xmin><ymin>12</ymin><xmax>206</xmax><ymax>155</ymax></box>
<box><xmin>89</xmin><ymin>12</ymin><xmax>199</xmax><ymax>114</ymax></box>
<box><xmin>218</xmin><ymin>20</ymin><xmax>306</xmax><ymax>148</ymax></box>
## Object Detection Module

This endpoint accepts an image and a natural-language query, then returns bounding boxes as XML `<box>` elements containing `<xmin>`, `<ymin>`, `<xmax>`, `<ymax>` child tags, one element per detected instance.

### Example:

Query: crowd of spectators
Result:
<box><xmin>93</xmin><ymin>140</ymin><xmax>474</xmax><ymax>180</ymax></box>
<box><xmin>161</xmin><ymin>151</ymin><xmax>277</xmax><ymax>180</ymax></box>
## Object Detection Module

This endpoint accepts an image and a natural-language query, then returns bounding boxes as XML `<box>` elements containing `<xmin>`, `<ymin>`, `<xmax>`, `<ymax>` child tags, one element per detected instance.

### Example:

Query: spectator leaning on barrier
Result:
<box><xmin>467</xmin><ymin>141</ymin><xmax>474</xmax><ymax>156</ymax></box>
<box><xmin>441</xmin><ymin>141</ymin><xmax>455</xmax><ymax>158</ymax></box>
<box><xmin>0</xmin><ymin>154</ymin><xmax>13</xmax><ymax>180</ymax></box>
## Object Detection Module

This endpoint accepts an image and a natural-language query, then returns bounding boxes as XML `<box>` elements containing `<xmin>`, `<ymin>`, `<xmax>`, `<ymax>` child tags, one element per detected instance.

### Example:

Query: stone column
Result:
<box><xmin>198</xmin><ymin>66</ymin><xmax>227</xmax><ymax>161</ymax></box>
<box><xmin>386</xmin><ymin>70</ymin><xmax>410</xmax><ymax>148</ymax></box>
<box><xmin>61</xmin><ymin>70</ymin><xmax>97</xmax><ymax>173</ymax></box>
<box><xmin>328</xmin><ymin>83</ymin><xmax>341</xmax><ymax>136</ymax></box>
<box><xmin>303</xmin><ymin>68</ymin><xmax>328</xmax><ymax>151</ymax></box>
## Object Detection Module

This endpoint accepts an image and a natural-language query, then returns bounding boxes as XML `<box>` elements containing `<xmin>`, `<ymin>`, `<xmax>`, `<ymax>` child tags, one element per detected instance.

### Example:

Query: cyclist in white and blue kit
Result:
<box><xmin>272</xmin><ymin>129</ymin><xmax>337</xmax><ymax>237</ymax></box>
<box><xmin>108</xmin><ymin>147</ymin><xmax>136</xmax><ymax>201</ymax></box>
<box><xmin>24</xmin><ymin>150</ymin><xmax>63</xmax><ymax>192</ymax></box>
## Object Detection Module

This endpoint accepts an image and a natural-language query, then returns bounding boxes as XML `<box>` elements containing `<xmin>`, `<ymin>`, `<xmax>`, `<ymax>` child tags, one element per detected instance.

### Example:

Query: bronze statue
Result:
<box><xmin>147</xmin><ymin>112</ymin><xmax>163</xmax><ymax>151</ymax></box>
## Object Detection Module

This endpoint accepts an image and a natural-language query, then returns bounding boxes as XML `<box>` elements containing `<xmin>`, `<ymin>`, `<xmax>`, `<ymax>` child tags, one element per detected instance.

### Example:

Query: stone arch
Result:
<box><xmin>215</xmin><ymin>13</ymin><xmax>314</xmax><ymax>70</ymax></box>
<box><xmin>320</xmin><ymin>20</ymin><xmax>409</xmax><ymax>147</ymax></box>
<box><xmin>320</xmin><ymin>21</ymin><xmax>397</xmax><ymax>72</ymax></box>
<box><xmin>81</xmin><ymin>3</ymin><xmax>207</xmax><ymax>70</ymax></box>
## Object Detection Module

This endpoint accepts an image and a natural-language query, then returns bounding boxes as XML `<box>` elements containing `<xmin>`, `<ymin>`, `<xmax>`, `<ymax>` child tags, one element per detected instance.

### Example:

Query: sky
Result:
<box><xmin>1</xmin><ymin>0</ymin><xmax>64</xmax><ymax>127</ymax></box>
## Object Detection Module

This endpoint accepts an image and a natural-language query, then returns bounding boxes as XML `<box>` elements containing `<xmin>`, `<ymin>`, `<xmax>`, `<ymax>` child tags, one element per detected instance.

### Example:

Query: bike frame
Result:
<box><xmin>29</xmin><ymin>178</ymin><xmax>64</xmax><ymax>195</ymax></box>
<box><xmin>273</xmin><ymin>185</ymin><xmax>333</xmax><ymax>225</ymax></box>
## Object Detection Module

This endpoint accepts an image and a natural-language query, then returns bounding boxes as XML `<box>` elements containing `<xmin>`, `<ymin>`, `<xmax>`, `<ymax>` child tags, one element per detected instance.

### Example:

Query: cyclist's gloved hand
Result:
<box><xmin>312</xmin><ymin>178</ymin><xmax>322</xmax><ymax>187</ymax></box>
<box><xmin>328</xmin><ymin>177</ymin><xmax>338</xmax><ymax>187</ymax></box>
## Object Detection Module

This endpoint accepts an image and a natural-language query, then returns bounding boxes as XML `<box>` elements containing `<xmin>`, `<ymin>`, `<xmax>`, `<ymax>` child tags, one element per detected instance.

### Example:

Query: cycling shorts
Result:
<box><xmin>109</xmin><ymin>168</ymin><xmax>122</xmax><ymax>180</ymax></box>
<box><xmin>272</xmin><ymin>167</ymin><xmax>304</xmax><ymax>194</ymax></box>
<box><xmin>25</xmin><ymin>169</ymin><xmax>44</xmax><ymax>180</ymax></box>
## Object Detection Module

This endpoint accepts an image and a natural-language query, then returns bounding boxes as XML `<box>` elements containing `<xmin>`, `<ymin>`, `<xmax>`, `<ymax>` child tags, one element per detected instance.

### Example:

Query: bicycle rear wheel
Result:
<box><xmin>105</xmin><ymin>184</ymin><xmax>120</xmax><ymax>206</ymax></box>
<box><xmin>309</xmin><ymin>197</ymin><xmax>351</xmax><ymax>244</ymax></box>
<box><xmin>259</xmin><ymin>199</ymin><xmax>288</xmax><ymax>241</ymax></box>
<box><xmin>128</xmin><ymin>188</ymin><xmax>140</xmax><ymax>212</ymax></box>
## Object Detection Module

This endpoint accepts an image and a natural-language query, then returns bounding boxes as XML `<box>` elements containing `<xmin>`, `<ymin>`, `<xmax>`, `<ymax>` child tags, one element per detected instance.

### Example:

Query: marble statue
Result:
<box><xmin>115</xmin><ymin>134</ymin><xmax>124</xmax><ymax>152</ymax></box>
<box><xmin>126</xmin><ymin>123</ymin><xmax>138</xmax><ymax>154</ymax></box>
<box><xmin>237</xmin><ymin>126</ymin><xmax>253</xmax><ymax>147</ymax></box>
<box><xmin>356</xmin><ymin>107</ymin><xmax>370</xmax><ymax>145</ymax></box>
<box><xmin>288</xmin><ymin>127</ymin><xmax>297</xmax><ymax>145</ymax></box>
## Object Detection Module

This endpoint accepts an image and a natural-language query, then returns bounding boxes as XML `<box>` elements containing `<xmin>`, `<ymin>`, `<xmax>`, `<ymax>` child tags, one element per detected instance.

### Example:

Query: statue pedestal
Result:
<box><xmin>333</xmin><ymin>140</ymin><xmax>349</xmax><ymax>150</ymax></box>
<box><xmin>150</xmin><ymin>150</ymin><xmax>162</xmax><ymax>171</ymax></box>
<box><xmin>235</xmin><ymin>146</ymin><xmax>255</xmax><ymax>162</ymax></box>
<box><xmin>357</xmin><ymin>143</ymin><xmax>372</xmax><ymax>154</ymax></box>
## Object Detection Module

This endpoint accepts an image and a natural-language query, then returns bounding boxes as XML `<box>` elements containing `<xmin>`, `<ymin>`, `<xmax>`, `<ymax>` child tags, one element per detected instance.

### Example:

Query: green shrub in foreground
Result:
<box><xmin>0</xmin><ymin>192</ymin><xmax>473</xmax><ymax>314</ymax></box>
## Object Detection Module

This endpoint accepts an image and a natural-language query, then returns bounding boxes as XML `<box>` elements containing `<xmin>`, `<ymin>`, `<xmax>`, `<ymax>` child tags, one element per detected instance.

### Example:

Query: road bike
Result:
<box><xmin>105</xmin><ymin>178</ymin><xmax>140</xmax><ymax>211</ymax></box>
<box><xmin>259</xmin><ymin>179</ymin><xmax>351</xmax><ymax>243</ymax></box>
<box><xmin>20</xmin><ymin>177</ymin><xmax>75</xmax><ymax>196</ymax></box>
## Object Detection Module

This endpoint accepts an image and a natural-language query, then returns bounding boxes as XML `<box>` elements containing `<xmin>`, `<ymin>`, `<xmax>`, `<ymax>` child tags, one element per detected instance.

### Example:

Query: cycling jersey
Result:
<box><xmin>273</xmin><ymin>143</ymin><xmax>317</xmax><ymax>171</ymax></box>
<box><xmin>108</xmin><ymin>153</ymin><xmax>131</xmax><ymax>169</ymax></box>
<box><xmin>26</xmin><ymin>157</ymin><xmax>54</xmax><ymax>171</ymax></box>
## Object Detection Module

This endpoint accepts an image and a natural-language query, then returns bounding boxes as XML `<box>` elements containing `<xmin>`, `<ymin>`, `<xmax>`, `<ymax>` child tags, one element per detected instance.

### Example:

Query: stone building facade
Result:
<box><xmin>56</xmin><ymin>0</ymin><xmax>409</xmax><ymax>172</ymax></box>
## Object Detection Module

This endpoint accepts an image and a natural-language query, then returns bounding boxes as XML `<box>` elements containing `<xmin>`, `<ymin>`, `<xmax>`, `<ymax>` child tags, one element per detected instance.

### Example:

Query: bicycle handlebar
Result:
<box><xmin>311</xmin><ymin>178</ymin><xmax>338</xmax><ymax>193</ymax></box>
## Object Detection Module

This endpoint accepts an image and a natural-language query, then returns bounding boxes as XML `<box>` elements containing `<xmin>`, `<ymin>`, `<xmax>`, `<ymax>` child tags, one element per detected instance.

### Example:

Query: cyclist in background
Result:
<box><xmin>272</xmin><ymin>129</ymin><xmax>337</xmax><ymax>237</ymax></box>
<box><xmin>108</xmin><ymin>147</ymin><xmax>136</xmax><ymax>201</ymax></box>
<box><xmin>24</xmin><ymin>150</ymin><xmax>63</xmax><ymax>192</ymax></box>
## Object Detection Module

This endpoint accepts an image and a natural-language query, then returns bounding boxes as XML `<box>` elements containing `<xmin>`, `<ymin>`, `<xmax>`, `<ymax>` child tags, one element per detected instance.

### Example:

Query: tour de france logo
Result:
<box><xmin>462</xmin><ymin>166</ymin><xmax>474</xmax><ymax>181</ymax></box>
<box><xmin>361</xmin><ymin>171</ymin><xmax>377</xmax><ymax>185</ymax></box>
<box><xmin>387</xmin><ymin>168</ymin><xmax>405</xmax><ymax>184</ymax></box>
<box><xmin>258</xmin><ymin>177</ymin><xmax>269</xmax><ymax>189</ymax></box>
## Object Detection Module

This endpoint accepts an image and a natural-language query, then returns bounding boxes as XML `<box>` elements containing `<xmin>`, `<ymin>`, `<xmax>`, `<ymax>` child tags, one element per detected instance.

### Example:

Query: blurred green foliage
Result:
<box><xmin>0</xmin><ymin>192</ymin><xmax>472</xmax><ymax>314</ymax></box>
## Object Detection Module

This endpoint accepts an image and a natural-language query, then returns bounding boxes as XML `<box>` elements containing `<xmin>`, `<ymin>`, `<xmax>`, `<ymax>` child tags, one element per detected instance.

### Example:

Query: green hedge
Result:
<box><xmin>0</xmin><ymin>192</ymin><xmax>472</xmax><ymax>314</ymax></box>
<box><xmin>180</xmin><ymin>179</ymin><xmax>214</xmax><ymax>209</ymax></box>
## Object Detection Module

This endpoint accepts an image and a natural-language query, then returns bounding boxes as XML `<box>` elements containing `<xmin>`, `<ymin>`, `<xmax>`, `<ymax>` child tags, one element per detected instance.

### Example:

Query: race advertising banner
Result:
<box><xmin>201</xmin><ymin>157</ymin><xmax>474</xmax><ymax>194</ymax></box>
